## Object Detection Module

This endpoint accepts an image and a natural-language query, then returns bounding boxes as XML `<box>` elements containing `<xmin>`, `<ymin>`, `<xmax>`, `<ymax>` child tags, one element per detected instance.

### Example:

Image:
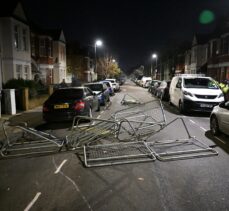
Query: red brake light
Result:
<box><xmin>73</xmin><ymin>100</ymin><xmax>85</xmax><ymax>110</ymax></box>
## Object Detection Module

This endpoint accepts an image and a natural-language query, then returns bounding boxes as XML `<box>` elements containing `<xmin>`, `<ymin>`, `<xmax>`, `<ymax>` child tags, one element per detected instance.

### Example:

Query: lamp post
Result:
<box><xmin>152</xmin><ymin>53</ymin><xmax>157</xmax><ymax>79</ymax></box>
<box><xmin>94</xmin><ymin>39</ymin><xmax>103</xmax><ymax>74</ymax></box>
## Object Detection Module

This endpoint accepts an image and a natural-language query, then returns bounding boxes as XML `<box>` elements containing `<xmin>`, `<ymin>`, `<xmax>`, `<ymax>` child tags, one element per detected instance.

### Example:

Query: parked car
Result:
<box><xmin>169</xmin><ymin>74</ymin><xmax>224</xmax><ymax>113</ymax></box>
<box><xmin>139</xmin><ymin>76</ymin><xmax>152</xmax><ymax>87</ymax></box>
<box><xmin>100</xmin><ymin>80</ymin><xmax>115</xmax><ymax>96</ymax></box>
<box><xmin>143</xmin><ymin>80</ymin><xmax>152</xmax><ymax>88</ymax></box>
<box><xmin>105</xmin><ymin>78</ymin><xmax>120</xmax><ymax>91</ymax></box>
<box><xmin>84</xmin><ymin>82</ymin><xmax>110</xmax><ymax>106</ymax></box>
<box><xmin>155</xmin><ymin>80</ymin><xmax>171</xmax><ymax>101</ymax></box>
<box><xmin>151</xmin><ymin>81</ymin><xmax>161</xmax><ymax>95</ymax></box>
<box><xmin>148</xmin><ymin>80</ymin><xmax>161</xmax><ymax>93</ymax></box>
<box><xmin>43</xmin><ymin>87</ymin><xmax>100</xmax><ymax>122</ymax></box>
<box><xmin>210</xmin><ymin>101</ymin><xmax>229</xmax><ymax>136</ymax></box>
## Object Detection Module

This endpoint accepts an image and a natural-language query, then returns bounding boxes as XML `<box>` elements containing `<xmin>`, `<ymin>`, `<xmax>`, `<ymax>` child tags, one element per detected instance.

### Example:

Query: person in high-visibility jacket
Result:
<box><xmin>219</xmin><ymin>80</ymin><xmax>229</xmax><ymax>101</ymax></box>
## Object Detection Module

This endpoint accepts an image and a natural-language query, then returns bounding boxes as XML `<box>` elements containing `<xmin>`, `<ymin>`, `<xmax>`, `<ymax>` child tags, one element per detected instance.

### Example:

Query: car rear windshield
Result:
<box><xmin>184</xmin><ymin>78</ymin><xmax>219</xmax><ymax>89</ymax></box>
<box><xmin>85</xmin><ymin>84</ymin><xmax>103</xmax><ymax>91</ymax></box>
<box><xmin>50</xmin><ymin>89</ymin><xmax>84</xmax><ymax>100</ymax></box>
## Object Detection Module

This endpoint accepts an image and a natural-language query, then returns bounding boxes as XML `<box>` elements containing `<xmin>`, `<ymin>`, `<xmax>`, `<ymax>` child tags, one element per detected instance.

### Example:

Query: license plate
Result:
<box><xmin>200</xmin><ymin>104</ymin><xmax>212</xmax><ymax>108</ymax></box>
<box><xmin>54</xmin><ymin>104</ymin><xmax>69</xmax><ymax>109</ymax></box>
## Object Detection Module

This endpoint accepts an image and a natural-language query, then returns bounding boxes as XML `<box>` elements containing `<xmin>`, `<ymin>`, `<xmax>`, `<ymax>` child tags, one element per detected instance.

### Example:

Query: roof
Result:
<box><xmin>0</xmin><ymin>1</ymin><xmax>28</xmax><ymax>24</ymax></box>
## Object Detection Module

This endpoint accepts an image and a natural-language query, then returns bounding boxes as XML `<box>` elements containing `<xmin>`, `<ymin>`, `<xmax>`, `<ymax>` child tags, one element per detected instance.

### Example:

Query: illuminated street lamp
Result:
<box><xmin>152</xmin><ymin>53</ymin><xmax>158</xmax><ymax>78</ymax></box>
<box><xmin>112</xmin><ymin>59</ymin><xmax>116</xmax><ymax>63</ymax></box>
<box><xmin>94</xmin><ymin>39</ymin><xmax>103</xmax><ymax>73</ymax></box>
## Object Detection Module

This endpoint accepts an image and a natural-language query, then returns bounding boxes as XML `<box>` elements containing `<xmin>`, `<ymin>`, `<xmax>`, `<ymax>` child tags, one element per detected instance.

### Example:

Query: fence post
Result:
<box><xmin>4</xmin><ymin>89</ymin><xmax>16</xmax><ymax>115</ymax></box>
<box><xmin>48</xmin><ymin>85</ymin><xmax>53</xmax><ymax>96</ymax></box>
<box><xmin>22</xmin><ymin>88</ymin><xmax>29</xmax><ymax>111</ymax></box>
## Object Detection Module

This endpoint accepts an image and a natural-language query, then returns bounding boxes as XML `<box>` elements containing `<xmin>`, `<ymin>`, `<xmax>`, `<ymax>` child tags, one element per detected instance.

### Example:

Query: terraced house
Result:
<box><xmin>0</xmin><ymin>2</ymin><xmax>67</xmax><ymax>85</ymax></box>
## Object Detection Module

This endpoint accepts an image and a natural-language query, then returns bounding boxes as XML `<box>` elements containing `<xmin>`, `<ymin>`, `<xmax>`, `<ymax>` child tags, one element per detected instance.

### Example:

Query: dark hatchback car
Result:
<box><xmin>43</xmin><ymin>87</ymin><xmax>100</xmax><ymax>122</ymax></box>
<box><xmin>84</xmin><ymin>82</ymin><xmax>110</xmax><ymax>106</ymax></box>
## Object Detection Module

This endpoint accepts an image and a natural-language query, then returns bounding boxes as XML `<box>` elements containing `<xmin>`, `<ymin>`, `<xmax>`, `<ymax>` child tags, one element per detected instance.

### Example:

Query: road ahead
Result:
<box><xmin>0</xmin><ymin>80</ymin><xmax>229</xmax><ymax>211</ymax></box>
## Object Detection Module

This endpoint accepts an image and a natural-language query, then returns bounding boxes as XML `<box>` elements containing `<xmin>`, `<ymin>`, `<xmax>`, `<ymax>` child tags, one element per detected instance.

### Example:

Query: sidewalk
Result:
<box><xmin>0</xmin><ymin>106</ymin><xmax>42</xmax><ymax>142</ymax></box>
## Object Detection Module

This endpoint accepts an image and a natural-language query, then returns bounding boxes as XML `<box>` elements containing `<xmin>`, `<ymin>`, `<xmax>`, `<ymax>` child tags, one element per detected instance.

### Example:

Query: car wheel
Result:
<box><xmin>97</xmin><ymin>102</ymin><xmax>101</xmax><ymax>112</ymax></box>
<box><xmin>210</xmin><ymin>116</ymin><xmax>220</xmax><ymax>136</ymax></box>
<box><xmin>179</xmin><ymin>101</ymin><xmax>185</xmax><ymax>114</ymax></box>
<box><xmin>88</xmin><ymin>107</ymin><xmax>92</xmax><ymax>118</ymax></box>
<box><xmin>160</xmin><ymin>93</ymin><xmax>164</xmax><ymax>101</ymax></box>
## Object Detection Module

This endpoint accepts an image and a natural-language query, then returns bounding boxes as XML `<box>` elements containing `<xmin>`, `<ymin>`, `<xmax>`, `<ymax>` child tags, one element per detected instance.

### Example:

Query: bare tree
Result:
<box><xmin>97</xmin><ymin>55</ymin><xmax>121</xmax><ymax>79</ymax></box>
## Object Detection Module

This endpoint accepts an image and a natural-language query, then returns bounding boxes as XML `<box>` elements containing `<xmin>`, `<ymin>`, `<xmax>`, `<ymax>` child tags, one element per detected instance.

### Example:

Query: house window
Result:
<box><xmin>222</xmin><ymin>36</ymin><xmax>229</xmax><ymax>55</ymax></box>
<box><xmin>16</xmin><ymin>64</ymin><xmax>22</xmax><ymax>78</ymax></box>
<box><xmin>24</xmin><ymin>66</ymin><xmax>29</xmax><ymax>79</ymax></box>
<box><xmin>212</xmin><ymin>41</ymin><xmax>217</xmax><ymax>56</ymax></box>
<box><xmin>22</xmin><ymin>29</ymin><xmax>27</xmax><ymax>51</ymax></box>
<box><xmin>14</xmin><ymin>25</ymin><xmax>20</xmax><ymax>49</ymax></box>
<box><xmin>48</xmin><ymin>40</ymin><xmax>52</xmax><ymax>57</ymax></box>
<box><xmin>31</xmin><ymin>36</ymin><xmax>35</xmax><ymax>56</ymax></box>
<box><xmin>60</xmin><ymin>46</ymin><xmax>65</xmax><ymax>61</ymax></box>
<box><xmin>39</xmin><ymin>38</ymin><xmax>46</xmax><ymax>56</ymax></box>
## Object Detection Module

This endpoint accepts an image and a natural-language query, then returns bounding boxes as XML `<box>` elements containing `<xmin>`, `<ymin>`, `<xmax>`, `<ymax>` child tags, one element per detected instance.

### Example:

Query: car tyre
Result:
<box><xmin>179</xmin><ymin>101</ymin><xmax>185</xmax><ymax>114</ymax></box>
<box><xmin>88</xmin><ymin>107</ymin><xmax>92</xmax><ymax>118</ymax></box>
<box><xmin>160</xmin><ymin>93</ymin><xmax>164</xmax><ymax>101</ymax></box>
<box><xmin>210</xmin><ymin>115</ymin><xmax>220</xmax><ymax>136</ymax></box>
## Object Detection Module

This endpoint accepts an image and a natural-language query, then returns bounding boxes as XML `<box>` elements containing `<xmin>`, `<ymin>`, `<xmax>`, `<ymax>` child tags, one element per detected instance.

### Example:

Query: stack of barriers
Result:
<box><xmin>67</xmin><ymin>99</ymin><xmax>218</xmax><ymax>167</ymax></box>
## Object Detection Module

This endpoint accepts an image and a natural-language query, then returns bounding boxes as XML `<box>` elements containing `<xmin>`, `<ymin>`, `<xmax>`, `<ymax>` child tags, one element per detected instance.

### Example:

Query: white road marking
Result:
<box><xmin>100</xmin><ymin>111</ymin><xmax>104</xmax><ymax>114</ymax></box>
<box><xmin>54</xmin><ymin>159</ymin><xmax>67</xmax><ymax>174</ymax></box>
<box><xmin>189</xmin><ymin>119</ymin><xmax>196</xmax><ymax>124</ymax></box>
<box><xmin>24</xmin><ymin>192</ymin><xmax>41</xmax><ymax>211</ymax></box>
<box><xmin>52</xmin><ymin>157</ymin><xmax>93</xmax><ymax>211</ymax></box>
<box><xmin>97</xmin><ymin>115</ymin><xmax>101</xmax><ymax>119</ymax></box>
<box><xmin>200</xmin><ymin>127</ymin><xmax>207</xmax><ymax>132</ymax></box>
<box><xmin>215</xmin><ymin>136</ymin><xmax>226</xmax><ymax>144</ymax></box>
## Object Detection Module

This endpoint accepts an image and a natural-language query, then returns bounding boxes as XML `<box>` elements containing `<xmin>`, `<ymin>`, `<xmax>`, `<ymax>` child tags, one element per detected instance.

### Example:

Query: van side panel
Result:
<box><xmin>169</xmin><ymin>77</ymin><xmax>179</xmax><ymax>106</ymax></box>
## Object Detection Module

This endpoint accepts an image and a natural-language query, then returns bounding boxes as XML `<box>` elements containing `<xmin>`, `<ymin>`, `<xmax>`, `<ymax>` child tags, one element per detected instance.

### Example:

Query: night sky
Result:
<box><xmin>17</xmin><ymin>0</ymin><xmax>229</xmax><ymax>71</ymax></box>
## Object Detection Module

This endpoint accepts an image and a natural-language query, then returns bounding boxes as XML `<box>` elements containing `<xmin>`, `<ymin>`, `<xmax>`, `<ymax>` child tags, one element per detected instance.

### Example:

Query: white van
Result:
<box><xmin>169</xmin><ymin>74</ymin><xmax>224</xmax><ymax>113</ymax></box>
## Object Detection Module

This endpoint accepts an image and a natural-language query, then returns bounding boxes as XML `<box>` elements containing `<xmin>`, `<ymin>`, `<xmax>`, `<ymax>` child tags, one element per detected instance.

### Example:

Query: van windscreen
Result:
<box><xmin>184</xmin><ymin>78</ymin><xmax>219</xmax><ymax>89</ymax></box>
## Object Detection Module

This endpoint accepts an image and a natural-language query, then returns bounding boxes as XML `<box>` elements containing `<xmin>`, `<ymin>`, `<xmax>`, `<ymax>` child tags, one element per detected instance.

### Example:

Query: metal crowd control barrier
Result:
<box><xmin>77</xmin><ymin>117</ymin><xmax>218</xmax><ymax>167</ymax></box>
<box><xmin>113</xmin><ymin>100</ymin><xmax>167</xmax><ymax>140</ymax></box>
<box><xmin>66</xmin><ymin>116</ymin><xmax>121</xmax><ymax>148</ymax></box>
<box><xmin>121</xmin><ymin>94</ymin><xmax>141</xmax><ymax>105</ymax></box>
<box><xmin>82</xmin><ymin>141</ymin><xmax>156</xmax><ymax>167</ymax></box>
<box><xmin>0</xmin><ymin>120</ymin><xmax>66</xmax><ymax>158</ymax></box>
<box><xmin>145</xmin><ymin>117</ymin><xmax>218</xmax><ymax>161</ymax></box>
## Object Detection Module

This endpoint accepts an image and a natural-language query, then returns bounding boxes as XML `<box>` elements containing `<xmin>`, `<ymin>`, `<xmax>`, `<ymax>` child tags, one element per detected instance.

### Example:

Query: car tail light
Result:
<box><xmin>73</xmin><ymin>100</ymin><xmax>85</xmax><ymax>110</ymax></box>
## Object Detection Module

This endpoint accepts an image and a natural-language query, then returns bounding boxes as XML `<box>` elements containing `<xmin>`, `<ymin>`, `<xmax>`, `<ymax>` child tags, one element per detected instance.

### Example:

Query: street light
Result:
<box><xmin>152</xmin><ymin>53</ymin><xmax>158</xmax><ymax>79</ymax></box>
<box><xmin>94</xmin><ymin>39</ymin><xmax>103</xmax><ymax>73</ymax></box>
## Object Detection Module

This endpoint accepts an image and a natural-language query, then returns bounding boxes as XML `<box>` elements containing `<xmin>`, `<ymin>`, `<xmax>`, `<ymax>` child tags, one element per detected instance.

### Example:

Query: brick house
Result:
<box><xmin>31</xmin><ymin>26</ymin><xmax>67</xmax><ymax>85</ymax></box>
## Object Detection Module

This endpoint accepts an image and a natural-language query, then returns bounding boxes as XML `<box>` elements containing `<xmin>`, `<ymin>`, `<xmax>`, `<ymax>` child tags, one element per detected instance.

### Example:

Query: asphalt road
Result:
<box><xmin>0</xmin><ymin>80</ymin><xmax>229</xmax><ymax>211</ymax></box>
